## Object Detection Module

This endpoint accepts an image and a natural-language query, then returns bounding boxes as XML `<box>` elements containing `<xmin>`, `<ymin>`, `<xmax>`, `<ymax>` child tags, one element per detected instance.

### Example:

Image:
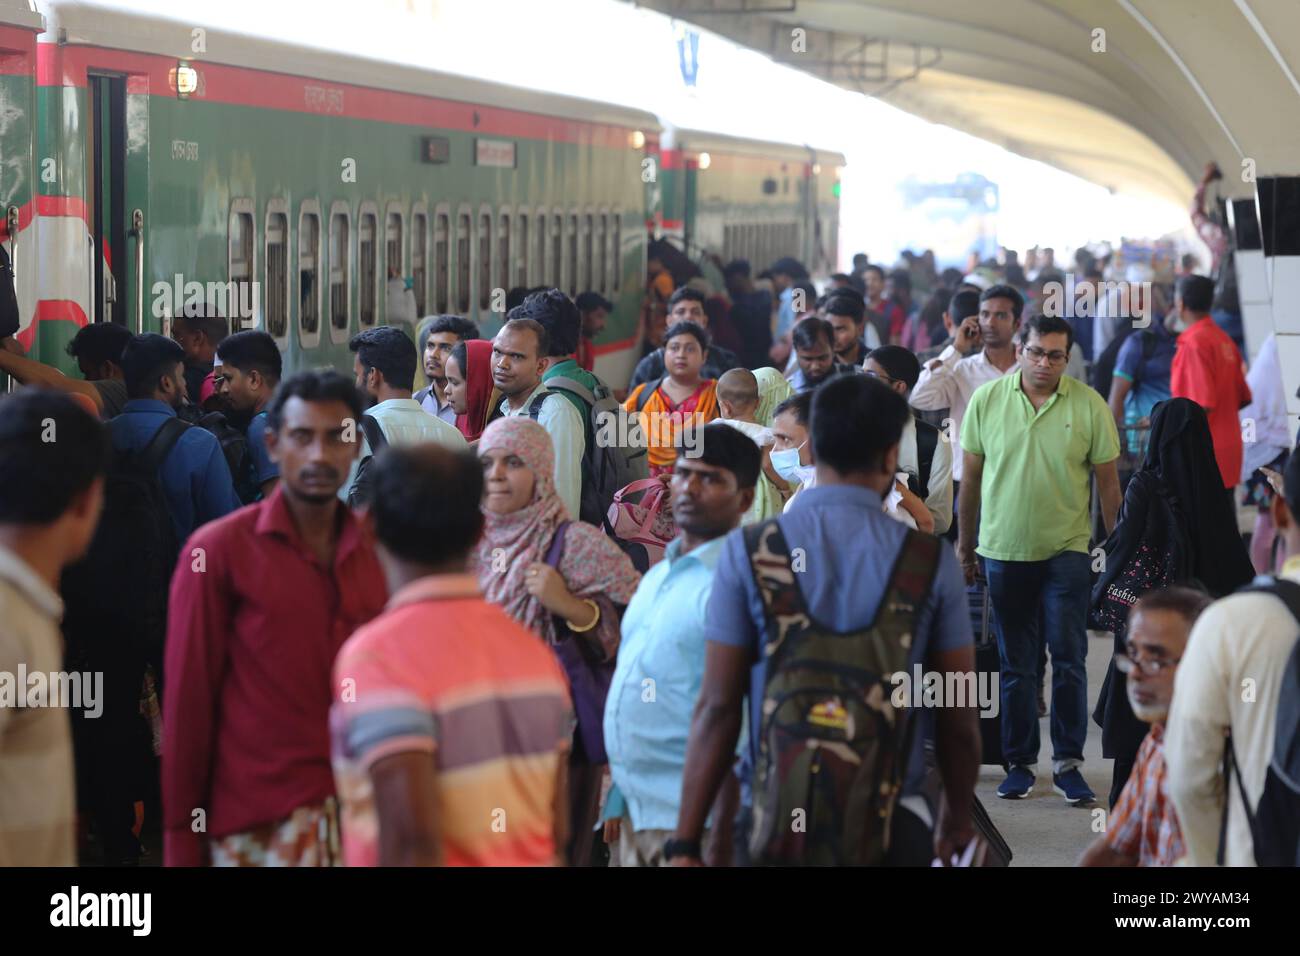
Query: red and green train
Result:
<box><xmin>0</xmin><ymin>0</ymin><xmax>843</xmax><ymax>388</ymax></box>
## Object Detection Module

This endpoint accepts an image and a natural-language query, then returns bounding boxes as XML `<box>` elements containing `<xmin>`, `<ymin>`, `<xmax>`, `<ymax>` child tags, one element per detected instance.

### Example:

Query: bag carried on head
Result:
<box><xmin>604</xmin><ymin>477</ymin><xmax>675</xmax><ymax>573</ymax></box>
<box><xmin>743</xmin><ymin>519</ymin><xmax>941</xmax><ymax>866</ymax></box>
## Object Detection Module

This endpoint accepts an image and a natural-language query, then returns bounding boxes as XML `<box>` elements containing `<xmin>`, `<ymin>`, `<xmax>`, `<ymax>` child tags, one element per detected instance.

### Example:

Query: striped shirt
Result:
<box><xmin>1104</xmin><ymin>724</ymin><xmax>1185</xmax><ymax>866</ymax></box>
<box><xmin>330</xmin><ymin>575</ymin><xmax>572</xmax><ymax>867</ymax></box>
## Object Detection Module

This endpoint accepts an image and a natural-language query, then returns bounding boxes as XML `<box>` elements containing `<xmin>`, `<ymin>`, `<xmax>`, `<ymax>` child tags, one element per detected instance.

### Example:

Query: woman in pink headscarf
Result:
<box><xmin>472</xmin><ymin>416</ymin><xmax>640</xmax><ymax>864</ymax></box>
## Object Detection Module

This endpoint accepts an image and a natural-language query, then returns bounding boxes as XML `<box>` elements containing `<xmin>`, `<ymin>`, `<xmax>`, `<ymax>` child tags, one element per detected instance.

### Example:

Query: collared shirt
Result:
<box><xmin>776</xmin><ymin>287</ymin><xmax>797</xmax><ymax>339</ymax></box>
<box><xmin>961</xmin><ymin>370</ymin><xmax>1119</xmax><ymax>562</ymax></box>
<box><xmin>1171</xmin><ymin>316</ymin><xmax>1251</xmax><ymax>489</ymax></box>
<box><xmin>707</xmin><ymin>484</ymin><xmax>972</xmax><ymax>800</ymax></box>
<box><xmin>605</xmin><ymin>536</ymin><xmax>725</xmax><ymax>831</ymax></box>
<box><xmin>1164</xmin><ymin>557</ymin><xmax>1300</xmax><ymax>866</ymax></box>
<box><xmin>331</xmin><ymin>574</ymin><xmax>571</xmax><ymax>867</ymax></box>
<box><xmin>416</xmin><ymin>384</ymin><xmax>459</xmax><ymax>426</ymax></box>
<box><xmin>162</xmin><ymin>487</ymin><xmax>387</xmax><ymax>866</ymax></box>
<box><xmin>787</xmin><ymin>362</ymin><xmax>861</xmax><ymax>393</ymax></box>
<box><xmin>898</xmin><ymin>414</ymin><xmax>953</xmax><ymax>535</ymax></box>
<box><xmin>341</xmin><ymin>397</ymin><xmax>467</xmax><ymax>500</ymax></box>
<box><xmin>0</xmin><ymin>545</ymin><xmax>74</xmax><ymax>866</ymax></box>
<box><xmin>107</xmin><ymin>398</ymin><xmax>243</xmax><ymax>541</ymax></box>
<box><xmin>499</xmin><ymin>383</ymin><xmax>585</xmax><ymax>522</ymax></box>
<box><xmin>1104</xmin><ymin>724</ymin><xmax>1185</xmax><ymax>866</ymax></box>
<box><xmin>910</xmin><ymin>345</ymin><xmax>1015</xmax><ymax>481</ymax></box>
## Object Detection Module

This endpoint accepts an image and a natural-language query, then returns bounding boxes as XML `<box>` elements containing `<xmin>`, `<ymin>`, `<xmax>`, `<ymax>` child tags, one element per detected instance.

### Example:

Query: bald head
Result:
<box><xmin>717</xmin><ymin>367</ymin><xmax>759</xmax><ymax>422</ymax></box>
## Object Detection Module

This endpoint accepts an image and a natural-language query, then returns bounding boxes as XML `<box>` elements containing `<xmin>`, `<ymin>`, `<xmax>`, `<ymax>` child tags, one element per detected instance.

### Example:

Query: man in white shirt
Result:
<box><xmin>343</xmin><ymin>325</ymin><xmax>467</xmax><ymax>504</ymax></box>
<box><xmin>1164</xmin><ymin>451</ymin><xmax>1300</xmax><ymax>865</ymax></box>
<box><xmin>492</xmin><ymin>318</ymin><xmax>585</xmax><ymax>520</ymax></box>
<box><xmin>910</xmin><ymin>284</ymin><xmax>1022</xmax><ymax>488</ymax></box>
<box><xmin>0</xmin><ymin>390</ymin><xmax>109</xmax><ymax>865</ymax></box>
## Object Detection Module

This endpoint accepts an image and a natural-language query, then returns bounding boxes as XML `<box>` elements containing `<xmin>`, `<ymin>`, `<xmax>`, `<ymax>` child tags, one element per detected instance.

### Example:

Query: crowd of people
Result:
<box><xmin>1</xmin><ymin>187</ymin><xmax>1297</xmax><ymax>868</ymax></box>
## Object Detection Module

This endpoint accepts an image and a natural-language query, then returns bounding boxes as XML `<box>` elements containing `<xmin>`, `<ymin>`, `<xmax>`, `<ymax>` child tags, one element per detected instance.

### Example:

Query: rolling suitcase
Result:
<box><xmin>968</xmin><ymin>578</ymin><xmax>1006</xmax><ymax>769</ymax></box>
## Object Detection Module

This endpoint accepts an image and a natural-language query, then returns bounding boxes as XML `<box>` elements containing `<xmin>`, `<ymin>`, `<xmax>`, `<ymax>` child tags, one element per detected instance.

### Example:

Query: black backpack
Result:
<box><xmin>907</xmin><ymin>416</ymin><xmax>939</xmax><ymax>500</ymax></box>
<box><xmin>1218</xmin><ymin>578</ymin><xmax>1300</xmax><ymax>866</ymax></box>
<box><xmin>346</xmin><ymin>414</ymin><xmax>387</xmax><ymax>509</ymax></box>
<box><xmin>61</xmin><ymin>417</ymin><xmax>190</xmax><ymax>674</ymax></box>
<box><xmin>177</xmin><ymin>404</ymin><xmax>259</xmax><ymax>504</ymax></box>
<box><xmin>0</xmin><ymin>242</ymin><xmax>18</xmax><ymax>339</ymax></box>
<box><xmin>530</xmin><ymin>377</ymin><xmax>648</xmax><ymax>528</ymax></box>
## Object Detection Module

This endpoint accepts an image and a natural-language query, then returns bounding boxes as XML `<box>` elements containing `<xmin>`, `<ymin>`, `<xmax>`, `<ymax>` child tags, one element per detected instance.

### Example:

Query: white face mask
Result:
<box><xmin>771</xmin><ymin>442</ymin><xmax>811</xmax><ymax>485</ymax></box>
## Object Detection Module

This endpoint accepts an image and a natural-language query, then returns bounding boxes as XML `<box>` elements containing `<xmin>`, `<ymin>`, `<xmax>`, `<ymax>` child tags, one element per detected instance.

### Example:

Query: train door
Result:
<box><xmin>86</xmin><ymin>73</ymin><xmax>127</xmax><ymax>328</ymax></box>
<box><xmin>0</xmin><ymin>15</ymin><xmax>38</xmax><ymax>386</ymax></box>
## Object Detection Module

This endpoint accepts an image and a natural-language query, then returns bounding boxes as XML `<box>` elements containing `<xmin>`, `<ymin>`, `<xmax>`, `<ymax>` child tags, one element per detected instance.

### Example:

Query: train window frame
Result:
<box><xmin>566</xmin><ymin>209</ymin><xmax>579</xmax><ymax>298</ymax></box>
<box><xmin>263</xmin><ymin>199</ymin><xmax>290</xmax><ymax>346</ymax></box>
<box><xmin>297</xmin><ymin>200</ymin><xmax>323</xmax><ymax>350</ymax></box>
<box><xmin>434</xmin><ymin>203</ymin><xmax>450</xmax><ymax>314</ymax></box>
<box><xmin>550</xmin><ymin>208</ymin><xmax>563</xmax><ymax>289</ymax></box>
<box><xmin>611</xmin><ymin>209</ymin><xmax>622</xmax><ymax>294</ymax></box>
<box><xmin>455</xmin><ymin>204</ymin><xmax>472</xmax><ymax>314</ymax></box>
<box><xmin>384</xmin><ymin>202</ymin><xmax>405</xmax><ymax>325</ymax></box>
<box><xmin>227</xmin><ymin>199</ymin><xmax>257</xmax><ymax>333</ymax></box>
<box><xmin>596</xmin><ymin>208</ymin><xmax>609</xmax><ymax>296</ymax></box>
<box><xmin>581</xmin><ymin>209</ymin><xmax>593</xmax><ymax>297</ymax></box>
<box><xmin>327</xmin><ymin>200</ymin><xmax>353</xmax><ymax>343</ymax></box>
<box><xmin>516</xmin><ymin>210</ymin><xmax>529</xmax><ymax>289</ymax></box>
<box><xmin>534</xmin><ymin>205</ymin><xmax>547</xmax><ymax>289</ymax></box>
<box><xmin>497</xmin><ymin>206</ymin><xmax>511</xmax><ymax>307</ymax></box>
<box><xmin>357</xmin><ymin>202</ymin><xmax>379</xmax><ymax>330</ymax></box>
<box><xmin>411</xmin><ymin>203</ymin><xmax>428</xmax><ymax>318</ymax></box>
<box><xmin>477</xmin><ymin>204</ymin><xmax>493</xmax><ymax>312</ymax></box>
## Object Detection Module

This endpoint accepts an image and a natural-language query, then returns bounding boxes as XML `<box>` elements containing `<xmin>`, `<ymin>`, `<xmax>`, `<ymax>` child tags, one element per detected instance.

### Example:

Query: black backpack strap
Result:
<box><xmin>634</xmin><ymin>377</ymin><xmax>664</xmax><ymax>413</ymax></box>
<box><xmin>359</xmin><ymin>413</ymin><xmax>387</xmax><ymax>453</ymax></box>
<box><xmin>913</xmin><ymin>416</ymin><xmax>939</xmax><ymax>501</ymax></box>
<box><xmin>743</xmin><ymin>519</ymin><xmax>811</xmax><ymax>665</ymax></box>
<box><xmin>882</xmin><ymin>529</ymin><xmax>943</xmax><ymax>613</ymax></box>
<box><xmin>140</xmin><ymin>416</ymin><xmax>191</xmax><ymax>473</ymax></box>
<box><xmin>527</xmin><ymin>391</ymin><xmax>549</xmax><ymax>421</ymax></box>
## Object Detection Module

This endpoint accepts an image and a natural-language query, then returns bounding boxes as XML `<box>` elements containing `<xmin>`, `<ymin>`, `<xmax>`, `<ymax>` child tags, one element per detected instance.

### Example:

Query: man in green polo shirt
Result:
<box><xmin>958</xmin><ymin>313</ymin><xmax>1121</xmax><ymax>806</ymax></box>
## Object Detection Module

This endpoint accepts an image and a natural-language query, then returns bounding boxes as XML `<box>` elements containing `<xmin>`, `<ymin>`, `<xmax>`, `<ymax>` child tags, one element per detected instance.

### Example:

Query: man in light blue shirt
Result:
<box><xmin>603</xmin><ymin>423</ymin><xmax>760</xmax><ymax>867</ymax></box>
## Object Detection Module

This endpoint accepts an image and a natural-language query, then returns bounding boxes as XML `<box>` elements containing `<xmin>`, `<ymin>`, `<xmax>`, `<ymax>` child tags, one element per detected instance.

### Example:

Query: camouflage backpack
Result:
<box><xmin>743</xmin><ymin>519</ymin><xmax>941</xmax><ymax>866</ymax></box>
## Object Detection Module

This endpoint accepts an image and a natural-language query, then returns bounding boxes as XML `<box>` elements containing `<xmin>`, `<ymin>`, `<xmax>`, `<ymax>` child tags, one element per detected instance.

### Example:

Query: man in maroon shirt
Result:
<box><xmin>162</xmin><ymin>369</ymin><xmax>387</xmax><ymax>866</ymax></box>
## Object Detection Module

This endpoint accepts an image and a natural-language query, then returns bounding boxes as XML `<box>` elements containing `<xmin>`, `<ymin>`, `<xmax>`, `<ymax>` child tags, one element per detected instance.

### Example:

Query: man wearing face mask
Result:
<box><xmin>1078</xmin><ymin>587</ymin><xmax>1209</xmax><ymax>866</ymax></box>
<box><xmin>769</xmin><ymin>392</ymin><xmax>816</xmax><ymax>511</ymax></box>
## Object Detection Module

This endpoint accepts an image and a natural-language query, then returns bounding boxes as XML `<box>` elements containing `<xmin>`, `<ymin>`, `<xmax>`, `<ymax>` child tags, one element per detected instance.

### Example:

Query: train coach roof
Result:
<box><xmin>35</xmin><ymin>0</ymin><xmax>663</xmax><ymax>135</ymax></box>
<box><xmin>666</xmin><ymin>127</ymin><xmax>846</xmax><ymax>169</ymax></box>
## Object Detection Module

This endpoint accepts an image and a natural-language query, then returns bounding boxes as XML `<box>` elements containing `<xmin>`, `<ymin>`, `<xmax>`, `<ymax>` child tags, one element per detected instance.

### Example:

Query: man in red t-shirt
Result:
<box><xmin>1170</xmin><ymin>275</ymin><xmax>1251</xmax><ymax>493</ymax></box>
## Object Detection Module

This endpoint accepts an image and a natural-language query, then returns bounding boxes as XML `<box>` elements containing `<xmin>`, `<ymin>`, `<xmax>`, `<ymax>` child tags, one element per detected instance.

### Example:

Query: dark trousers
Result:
<box><xmin>985</xmin><ymin>551</ymin><xmax>1091</xmax><ymax>769</ymax></box>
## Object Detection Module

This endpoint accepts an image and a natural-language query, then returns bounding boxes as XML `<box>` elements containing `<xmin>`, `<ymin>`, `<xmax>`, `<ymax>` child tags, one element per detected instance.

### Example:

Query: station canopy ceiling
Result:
<box><xmin>630</xmin><ymin>0</ymin><xmax>1300</xmax><ymax>207</ymax></box>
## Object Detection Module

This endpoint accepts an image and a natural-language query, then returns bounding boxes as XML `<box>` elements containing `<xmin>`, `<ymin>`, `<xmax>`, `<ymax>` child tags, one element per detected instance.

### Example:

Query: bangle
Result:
<box><xmin>566</xmin><ymin>599</ymin><xmax>600</xmax><ymax>633</ymax></box>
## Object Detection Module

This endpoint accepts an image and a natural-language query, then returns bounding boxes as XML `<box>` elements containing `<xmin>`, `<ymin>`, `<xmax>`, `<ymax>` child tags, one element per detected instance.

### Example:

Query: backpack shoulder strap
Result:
<box><xmin>544</xmin><ymin>521</ymin><xmax>571</xmax><ymax>568</ymax></box>
<box><xmin>743</xmin><ymin>518</ymin><xmax>810</xmax><ymax>664</ymax></box>
<box><xmin>140</xmin><ymin>416</ymin><xmax>191</xmax><ymax>473</ymax></box>
<box><xmin>359</xmin><ymin>413</ymin><xmax>387</xmax><ymax>452</ymax></box>
<box><xmin>634</xmin><ymin>377</ymin><xmax>664</xmax><ymax>413</ymax></box>
<box><xmin>881</xmin><ymin>529</ymin><xmax>943</xmax><ymax>614</ymax></box>
<box><xmin>545</xmin><ymin>375</ymin><xmax>596</xmax><ymax>407</ymax></box>
<box><xmin>914</xmin><ymin>417</ymin><xmax>939</xmax><ymax>500</ymax></box>
<box><xmin>1242</xmin><ymin>577</ymin><xmax>1300</xmax><ymax>628</ymax></box>
<box><xmin>527</xmin><ymin>391</ymin><xmax>549</xmax><ymax>421</ymax></box>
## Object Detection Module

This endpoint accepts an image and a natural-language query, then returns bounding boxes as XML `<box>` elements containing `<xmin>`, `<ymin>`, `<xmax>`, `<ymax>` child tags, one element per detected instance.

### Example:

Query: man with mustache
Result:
<box><xmin>162</xmin><ymin>370</ymin><xmax>388</xmax><ymax>866</ymax></box>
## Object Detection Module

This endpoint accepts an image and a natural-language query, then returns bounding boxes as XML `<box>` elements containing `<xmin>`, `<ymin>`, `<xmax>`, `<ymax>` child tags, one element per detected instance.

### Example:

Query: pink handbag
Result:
<box><xmin>605</xmin><ymin>477</ymin><xmax>676</xmax><ymax>572</ymax></box>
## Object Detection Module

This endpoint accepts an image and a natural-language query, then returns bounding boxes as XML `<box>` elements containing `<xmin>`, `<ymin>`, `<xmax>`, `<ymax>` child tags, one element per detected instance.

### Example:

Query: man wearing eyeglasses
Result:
<box><xmin>959</xmin><ymin>313</ymin><xmax>1122</xmax><ymax>805</ymax></box>
<box><xmin>1078</xmin><ymin>587</ymin><xmax>1210</xmax><ymax>866</ymax></box>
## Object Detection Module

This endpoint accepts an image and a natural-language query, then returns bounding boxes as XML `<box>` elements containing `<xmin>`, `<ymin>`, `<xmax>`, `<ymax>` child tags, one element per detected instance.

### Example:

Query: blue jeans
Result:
<box><xmin>984</xmin><ymin>551</ymin><xmax>1091</xmax><ymax>772</ymax></box>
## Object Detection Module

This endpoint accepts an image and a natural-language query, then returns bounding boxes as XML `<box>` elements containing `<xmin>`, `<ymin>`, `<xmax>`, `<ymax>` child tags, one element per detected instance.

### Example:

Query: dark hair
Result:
<box><xmin>121</xmin><ymin>333</ymin><xmax>185</xmax><ymax>399</ymax></box>
<box><xmin>981</xmin><ymin>283</ymin><xmax>1025</xmax><ymax>319</ymax></box>
<box><xmin>823</xmin><ymin>289</ymin><xmax>866</xmax><ymax>323</ymax></box>
<box><xmin>428</xmin><ymin>314</ymin><xmax>480</xmax><ymax>341</ymax></box>
<box><xmin>574</xmin><ymin>291</ymin><xmax>613</xmax><ymax>313</ymax></box>
<box><xmin>792</xmin><ymin>316</ymin><xmax>834</xmax><ymax>352</ymax></box>
<box><xmin>497</xmin><ymin>317</ymin><xmax>549</xmax><ymax>358</ymax></box>
<box><xmin>940</xmin><ymin>267</ymin><xmax>964</xmax><ymax>288</ymax></box>
<box><xmin>866</xmin><ymin>345</ymin><xmax>922</xmax><ymax>392</ymax></box>
<box><xmin>65</xmin><ymin>322</ymin><xmax>132</xmax><ymax>368</ymax></box>
<box><xmin>448</xmin><ymin>341</ymin><xmax>469</xmax><ymax>379</ymax></box>
<box><xmin>888</xmin><ymin>268</ymin><xmax>911</xmax><ymax>292</ymax></box>
<box><xmin>949</xmin><ymin>289</ymin><xmax>981</xmax><ymax>324</ymax></box>
<box><xmin>217</xmin><ymin>330</ymin><xmax>283</xmax><ymax>383</ymax></box>
<box><xmin>0</xmin><ymin>390</ymin><xmax>110</xmax><ymax>524</ymax></box>
<box><xmin>350</xmin><ymin>325</ymin><xmax>417</xmax><ymax>392</ymax></box>
<box><xmin>369</xmin><ymin>445</ymin><xmax>485</xmax><ymax>565</ymax></box>
<box><xmin>173</xmin><ymin>305</ymin><xmax>229</xmax><ymax>347</ymax></box>
<box><xmin>722</xmin><ymin>259</ymin><xmax>751</xmax><ymax>279</ymax></box>
<box><xmin>1018</xmin><ymin>312</ymin><xmax>1075</xmax><ymax>352</ymax></box>
<box><xmin>504</xmin><ymin>287</ymin><xmax>531</xmax><ymax>313</ymax></box>
<box><xmin>773</xmin><ymin>391</ymin><xmax>813</xmax><ymax>427</ymax></box>
<box><xmin>265</xmin><ymin>369</ymin><xmax>364</xmax><ymax>432</ymax></box>
<box><xmin>864</xmin><ymin>264</ymin><xmax>885</xmax><ymax>280</ymax></box>
<box><xmin>1131</xmin><ymin>586</ymin><xmax>1213</xmax><ymax>628</ymax></box>
<box><xmin>667</xmin><ymin>286</ymin><xmax>706</xmax><ymax>311</ymax></box>
<box><xmin>683</xmin><ymin>422</ymin><xmax>761</xmax><ymax>491</ymax></box>
<box><xmin>812</xmin><ymin>375</ymin><xmax>908</xmax><ymax>474</ymax></box>
<box><xmin>507</xmin><ymin>288</ymin><xmax>580</xmax><ymax>357</ymax></box>
<box><xmin>1284</xmin><ymin>445</ymin><xmax>1300</xmax><ymax>522</ymax></box>
<box><xmin>663</xmin><ymin>320</ymin><xmax>709</xmax><ymax>352</ymax></box>
<box><xmin>1178</xmin><ymin>274</ymin><xmax>1215</xmax><ymax>314</ymax></box>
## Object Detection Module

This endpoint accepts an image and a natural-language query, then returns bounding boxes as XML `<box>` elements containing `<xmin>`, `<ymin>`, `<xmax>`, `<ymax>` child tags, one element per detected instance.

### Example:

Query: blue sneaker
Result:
<box><xmin>996</xmin><ymin>766</ymin><xmax>1034</xmax><ymax>799</ymax></box>
<box><xmin>1052</xmin><ymin>768</ymin><xmax>1096</xmax><ymax>805</ymax></box>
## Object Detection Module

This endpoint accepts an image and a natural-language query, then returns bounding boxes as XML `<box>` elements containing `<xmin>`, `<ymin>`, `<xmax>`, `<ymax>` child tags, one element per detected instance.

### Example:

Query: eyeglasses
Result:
<box><xmin>864</xmin><ymin>369</ymin><xmax>899</xmax><ymax>386</ymax></box>
<box><xmin>1023</xmin><ymin>345</ymin><xmax>1069</xmax><ymax>366</ymax></box>
<box><xmin>1114</xmin><ymin>650</ymin><xmax>1180</xmax><ymax>676</ymax></box>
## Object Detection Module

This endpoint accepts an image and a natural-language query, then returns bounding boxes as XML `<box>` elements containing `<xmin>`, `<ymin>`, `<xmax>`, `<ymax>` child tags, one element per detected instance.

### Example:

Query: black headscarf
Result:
<box><xmin>1141</xmin><ymin>397</ymin><xmax>1255</xmax><ymax>597</ymax></box>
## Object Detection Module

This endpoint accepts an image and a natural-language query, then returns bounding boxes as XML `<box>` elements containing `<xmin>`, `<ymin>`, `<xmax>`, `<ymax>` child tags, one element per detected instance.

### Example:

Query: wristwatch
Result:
<box><xmin>662</xmin><ymin>837</ymin><xmax>702</xmax><ymax>862</ymax></box>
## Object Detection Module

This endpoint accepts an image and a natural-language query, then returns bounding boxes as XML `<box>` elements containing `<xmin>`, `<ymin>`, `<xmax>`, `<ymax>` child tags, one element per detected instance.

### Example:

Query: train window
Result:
<box><xmin>581</xmin><ymin>213</ymin><xmax>593</xmax><ymax>294</ymax></box>
<box><xmin>567</xmin><ymin>212</ymin><xmax>578</xmax><ymax>297</ymax></box>
<box><xmin>358</xmin><ymin>207</ymin><xmax>377</xmax><ymax>328</ymax></box>
<box><xmin>478</xmin><ymin>210</ymin><xmax>491</xmax><ymax>310</ymax></box>
<box><xmin>228</xmin><ymin>203</ymin><xmax>255</xmax><ymax>330</ymax></box>
<box><xmin>298</xmin><ymin>207</ymin><xmax>321</xmax><ymax>341</ymax></box>
<box><xmin>435</xmin><ymin>210</ymin><xmax>450</xmax><ymax>313</ymax></box>
<box><xmin>550</xmin><ymin>212</ymin><xmax>562</xmax><ymax>288</ymax></box>
<box><xmin>516</xmin><ymin>213</ymin><xmax>529</xmax><ymax>288</ymax></box>
<box><xmin>596</xmin><ymin>213</ymin><xmax>606</xmax><ymax>295</ymax></box>
<box><xmin>329</xmin><ymin>208</ymin><xmax>350</xmax><ymax>332</ymax></box>
<box><xmin>612</xmin><ymin>212</ymin><xmax>621</xmax><ymax>293</ymax></box>
<box><xmin>386</xmin><ymin>209</ymin><xmax>403</xmax><ymax>305</ymax></box>
<box><xmin>264</xmin><ymin>207</ymin><xmax>288</xmax><ymax>340</ymax></box>
<box><xmin>498</xmin><ymin>210</ymin><xmax>510</xmax><ymax>298</ymax></box>
<box><xmin>411</xmin><ymin>209</ymin><xmax>428</xmax><ymax>315</ymax></box>
<box><xmin>456</xmin><ymin>210</ymin><xmax>471</xmax><ymax>313</ymax></box>
<box><xmin>535</xmin><ymin>208</ymin><xmax>547</xmax><ymax>288</ymax></box>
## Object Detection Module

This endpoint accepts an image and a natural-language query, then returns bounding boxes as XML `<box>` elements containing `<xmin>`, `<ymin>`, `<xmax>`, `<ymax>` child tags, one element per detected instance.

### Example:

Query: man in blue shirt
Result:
<box><xmin>215</xmin><ymin>330</ymin><xmax>282</xmax><ymax>500</ymax></box>
<box><xmin>602</xmin><ymin>423</ymin><xmax>760</xmax><ymax>867</ymax></box>
<box><xmin>673</xmin><ymin>375</ymin><xmax>980</xmax><ymax>866</ymax></box>
<box><xmin>1107</xmin><ymin>319</ymin><xmax>1176</xmax><ymax>463</ymax></box>
<box><xmin>110</xmin><ymin>334</ymin><xmax>242</xmax><ymax>541</ymax></box>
